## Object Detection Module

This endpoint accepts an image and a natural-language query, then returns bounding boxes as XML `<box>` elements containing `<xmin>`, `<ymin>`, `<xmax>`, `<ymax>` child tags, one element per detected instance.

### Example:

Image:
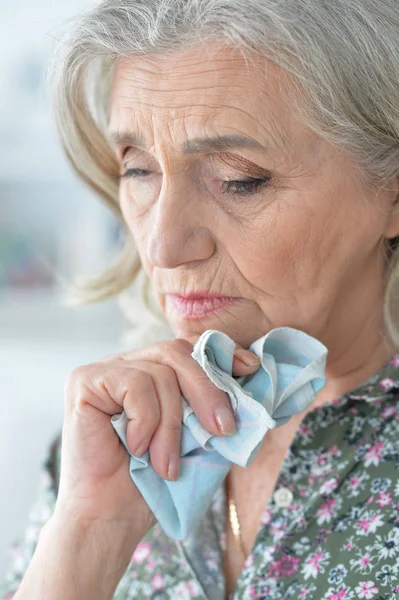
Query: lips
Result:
<box><xmin>166</xmin><ymin>293</ymin><xmax>239</xmax><ymax>319</ymax></box>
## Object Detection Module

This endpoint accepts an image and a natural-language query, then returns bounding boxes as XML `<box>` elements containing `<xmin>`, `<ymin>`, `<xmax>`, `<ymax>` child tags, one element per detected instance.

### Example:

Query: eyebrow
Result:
<box><xmin>108</xmin><ymin>132</ymin><xmax>266</xmax><ymax>154</ymax></box>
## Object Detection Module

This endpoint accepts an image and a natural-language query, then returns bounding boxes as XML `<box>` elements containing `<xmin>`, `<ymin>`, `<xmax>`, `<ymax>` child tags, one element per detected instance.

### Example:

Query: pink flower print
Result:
<box><xmin>151</xmin><ymin>574</ymin><xmax>164</xmax><ymax>590</ymax></box>
<box><xmin>261</xmin><ymin>509</ymin><xmax>272</xmax><ymax>525</ymax></box>
<box><xmin>131</xmin><ymin>541</ymin><xmax>151</xmax><ymax>563</ymax></box>
<box><xmin>390</xmin><ymin>355</ymin><xmax>399</xmax><ymax>367</ymax></box>
<box><xmin>249</xmin><ymin>585</ymin><xmax>257</xmax><ymax>598</ymax></box>
<box><xmin>351</xmin><ymin>551</ymin><xmax>375</xmax><ymax>575</ymax></box>
<box><xmin>381</xmin><ymin>405</ymin><xmax>397</xmax><ymax>419</ymax></box>
<box><xmin>246</xmin><ymin>553</ymin><xmax>255</xmax><ymax>567</ymax></box>
<box><xmin>187</xmin><ymin>581</ymin><xmax>199</xmax><ymax>594</ymax></box>
<box><xmin>357</xmin><ymin>512</ymin><xmax>384</xmax><ymax>535</ymax></box>
<box><xmin>380</xmin><ymin>377</ymin><xmax>395</xmax><ymax>392</ymax></box>
<box><xmin>302</xmin><ymin>550</ymin><xmax>330</xmax><ymax>579</ymax></box>
<box><xmin>349</xmin><ymin>553</ymin><xmax>374</xmax><ymax>576</ymax></box>
<box><xmin>361</xmin><ymin>556</ymin><xmax>371</xmax><ymax>568</ymax></box>
<box><xmin>328</xmin><ymin>445</ymin><xmax>340</xmax><ymax>457</ymax></box>
<box><xmin>344</xmin><ymin>542</ymin><xmax>353</xmax><ymax>550</ymax></box>
<box><xmin>355</xmin><ymin>581</ymin><xmax>378</xmax><ymax>599</ymax></box>
<box><xmin>394</xmin><ymin>585</ymin><xmax>399</xmax><ymax>593</ymax></box>
<box><xmin>320</xmin><ymin>478</ymin><xmax>339</xmax><ymax>496</ymax></box>
<box><xmin>331</xmin><ymin>397</ymin><xmax>342</xmax><ymax>405</ymax></box>
<box><xmin>270</xmin><ymin>521</ymin><xmax>285</xmax><ymax>540</ymax></box>
<box><xmin>363</xmin><ymin>441</ymin><xmax>384</xmax><ymax>467</ymax></box>
<box><xmin>327</xmin><ymin>588</ymin><xmax>347</xmax><ymax>600</ymax></box>
<box><xmin>316</xmin><ymin>498</ymin><xmax>336</xmax><ymax>524</ymax></box>
<box><xmin>173</xmin><ymin>580</ymin><xmax>202</xmax><ymax>598</ymax></box>
<box><xmin>268</xmin><ymin>555</ymin><xmax>300</xmax><ymax>578</ymax></box>
<box><xmin>299</xmin><ymin>589</ymin><xmax>309</xmax><ymax>598</ymax></box>
<box><xmin>377</xmin><ymin>491</ymin><xmax>392</xmax><ymax>508</ymax></box>
<box><xmin>349</xmin><ymin>476</ymin><xmax>360</xmax><ymax>488</ymax></box>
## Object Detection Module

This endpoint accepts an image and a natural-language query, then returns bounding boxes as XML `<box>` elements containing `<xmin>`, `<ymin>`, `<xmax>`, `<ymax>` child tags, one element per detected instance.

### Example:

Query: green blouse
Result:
<box><xmin>2</xmin><ymin>352</ymin><xmax>399</xmax><ymax>599</ymax></box>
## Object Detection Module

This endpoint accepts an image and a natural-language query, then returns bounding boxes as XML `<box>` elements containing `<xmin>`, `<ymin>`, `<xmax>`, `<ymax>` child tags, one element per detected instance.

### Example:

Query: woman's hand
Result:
<box><xmin>54</xmin><ymin>337</ymin><xmax>261</xmax><ymax>541</ymax></box>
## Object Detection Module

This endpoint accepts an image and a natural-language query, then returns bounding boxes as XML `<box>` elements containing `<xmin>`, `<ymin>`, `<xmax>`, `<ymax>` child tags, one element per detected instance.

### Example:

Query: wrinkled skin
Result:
<box><xmin>110</xmin><ymin>41</ymin><xmax>399</xmax><ymax>398</ymax></box>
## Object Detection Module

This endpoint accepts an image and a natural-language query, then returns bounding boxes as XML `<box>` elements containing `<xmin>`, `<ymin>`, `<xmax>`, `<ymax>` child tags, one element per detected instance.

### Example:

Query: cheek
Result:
<box><xmin>119</xmin><ymin>192</ymin><xmax>152</xmax><ymax>263</ymax></box>
<box><xmin>225</xmin><ymin>202</ymin><xmax>318</xmax><ymax>290</ymax></box>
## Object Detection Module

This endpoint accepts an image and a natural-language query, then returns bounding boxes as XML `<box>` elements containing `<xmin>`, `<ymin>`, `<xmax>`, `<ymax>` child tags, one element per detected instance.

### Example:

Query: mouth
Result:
<box><xmin>165</xmin><ymin>293</ymin><xmax>240</xmax><ymax>320</ymax></box>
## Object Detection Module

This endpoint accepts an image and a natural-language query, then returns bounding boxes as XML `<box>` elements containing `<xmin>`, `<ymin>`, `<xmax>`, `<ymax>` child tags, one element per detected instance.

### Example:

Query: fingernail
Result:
<box><xmin>215</xmin><ymin>405</ymin><xmax>236</xmax><ymax>435</ymax></box>
<box><xmin>168</xmin><ymin>452</ymin><xmax>180</xmax><ymax>480</ymax></box>
<box><xmin>234</xmin><ymin>349</ymin><xmax>260</xmax><ymax>367</ymax></box>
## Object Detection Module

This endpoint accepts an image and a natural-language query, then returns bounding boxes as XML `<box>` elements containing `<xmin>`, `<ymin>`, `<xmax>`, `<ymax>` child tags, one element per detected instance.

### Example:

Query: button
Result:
<box><xmin>273</xmin><ymin>487</ymin><xmax>294</xmax><ymax>508</ymax></box>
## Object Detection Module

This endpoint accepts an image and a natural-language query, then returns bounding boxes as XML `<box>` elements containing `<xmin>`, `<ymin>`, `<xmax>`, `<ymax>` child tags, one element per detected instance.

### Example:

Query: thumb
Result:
<box><xmin>232</xmin><ymin>343</ymin><xmax>261</xmax><ymax>376</ymax></box>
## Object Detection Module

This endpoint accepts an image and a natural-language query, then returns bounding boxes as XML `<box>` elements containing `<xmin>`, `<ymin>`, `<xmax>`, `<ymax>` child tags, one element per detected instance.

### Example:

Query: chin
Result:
<box><xmin>171</xmin><ymin>319</ymin><xmax>266</xmax><ymax>349</ymax></box>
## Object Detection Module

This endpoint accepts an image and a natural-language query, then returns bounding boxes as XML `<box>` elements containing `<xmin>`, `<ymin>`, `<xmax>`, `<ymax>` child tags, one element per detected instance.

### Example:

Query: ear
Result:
<box><xmin>382</xmin><ymin>176</ymin><xmax>399</xmax><ymax>240</ymax></box>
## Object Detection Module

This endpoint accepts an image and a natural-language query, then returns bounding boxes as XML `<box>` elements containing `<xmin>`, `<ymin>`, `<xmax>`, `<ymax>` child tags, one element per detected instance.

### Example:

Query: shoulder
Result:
<box><xmin>358</xmin><ymin>392</ymin><xmax>399</xmax><ymax>469</ymax></box>
<box><xmin>0</xmin><ymin>431</ymin><xmax>63</xmax><ymax>598</ymax></box>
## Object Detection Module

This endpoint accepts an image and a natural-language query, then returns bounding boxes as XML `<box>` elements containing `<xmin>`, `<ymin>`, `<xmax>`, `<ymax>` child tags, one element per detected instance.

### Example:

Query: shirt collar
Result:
<box><xmin>334</xmin><ymin>350</ymin><xmax>399</xmax><ymax>405</ymax></box>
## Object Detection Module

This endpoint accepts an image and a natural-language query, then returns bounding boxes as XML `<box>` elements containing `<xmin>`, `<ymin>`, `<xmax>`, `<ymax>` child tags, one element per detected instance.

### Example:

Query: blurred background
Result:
<box><xmin>0</xmin><ymin>0</ymin><xmax>137</xmax><ymax>578</ymax></box>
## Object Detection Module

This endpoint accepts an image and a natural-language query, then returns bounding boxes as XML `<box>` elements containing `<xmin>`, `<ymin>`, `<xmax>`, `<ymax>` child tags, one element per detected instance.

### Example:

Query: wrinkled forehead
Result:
<box><xmin>110</xmin><ymin>46</ymin><xmax>289</xmax><ymax>134</ymax></box>
<box><xmin>108</xmin><ymin>42</ymin><xmax>321</xmax><ymax>165</ymax></box>
<box><xmin>110</xmin><ymin>42</ymin><xmax>281</xmax><ymax>96</ymax></box>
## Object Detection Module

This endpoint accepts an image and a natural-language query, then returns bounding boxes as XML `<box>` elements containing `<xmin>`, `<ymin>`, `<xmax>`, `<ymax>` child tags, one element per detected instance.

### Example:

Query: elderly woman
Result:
<box><xmin>2</xmin><ymin>0</ymin><xmax>399</xmax><ymax>598</ymax></box>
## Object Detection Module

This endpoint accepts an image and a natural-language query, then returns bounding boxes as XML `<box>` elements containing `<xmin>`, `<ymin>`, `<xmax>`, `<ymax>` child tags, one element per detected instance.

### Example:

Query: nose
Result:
<box><xmin>146</xmin><ymin>177</ymin><xmax>216</xmax><ymax>269</ymax></box>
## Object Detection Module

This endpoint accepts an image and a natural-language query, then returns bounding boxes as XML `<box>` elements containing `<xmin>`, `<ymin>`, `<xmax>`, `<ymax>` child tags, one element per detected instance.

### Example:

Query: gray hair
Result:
<box><xmin>52</xmin><ymin>0</ymin><xmax>399</xmax><ymax>346</ymax></box>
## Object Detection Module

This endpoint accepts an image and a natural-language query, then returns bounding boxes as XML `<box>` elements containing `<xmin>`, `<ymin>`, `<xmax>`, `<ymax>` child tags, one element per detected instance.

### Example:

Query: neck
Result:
<box><xmin>312</xmin><ymin>323</ymin><xmax>395</xmax><ymax>410</ymax></box>
<box><xmin>309</xmin><ymin>249</ymin><xmax>396</xmax><ymax>408</ymax></box>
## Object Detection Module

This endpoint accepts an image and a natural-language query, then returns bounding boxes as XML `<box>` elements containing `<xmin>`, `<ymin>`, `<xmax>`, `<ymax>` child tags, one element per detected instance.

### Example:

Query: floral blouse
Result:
<box><xmin>2</xmin><ymin>353</ymin><xmax>399</xmax><ymax>600</ymax></box>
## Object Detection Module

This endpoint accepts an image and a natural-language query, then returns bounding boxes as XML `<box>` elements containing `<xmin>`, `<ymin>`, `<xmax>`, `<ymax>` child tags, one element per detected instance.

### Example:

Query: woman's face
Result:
<box><xmin>109</xmin><ymin>43</ymin><xmax>399</xmax><ymax>354</ymax></box>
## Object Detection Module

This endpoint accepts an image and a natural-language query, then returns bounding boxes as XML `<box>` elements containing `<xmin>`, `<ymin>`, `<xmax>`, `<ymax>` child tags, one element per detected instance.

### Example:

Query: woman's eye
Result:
<box><xmin>119</xmin><ymin>169</ymin><xmax>271</xmax><ymax>198</ymax></box>
<box><xmin>120</xmin><ymin>168</ymin><xmax>151</xmax><ymax>178</ymax></box>
<box><xmin>221</xmin><ymin>176</ymin><xmax>271</xmax><ymax>196</ymax></box>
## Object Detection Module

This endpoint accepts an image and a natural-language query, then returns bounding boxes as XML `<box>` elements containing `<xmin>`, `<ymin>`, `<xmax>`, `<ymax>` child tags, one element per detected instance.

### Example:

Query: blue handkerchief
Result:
<box><xmin>111</xmin><ymin>327</ymin><xmax>328</xmax><ymax>539</ymax></box>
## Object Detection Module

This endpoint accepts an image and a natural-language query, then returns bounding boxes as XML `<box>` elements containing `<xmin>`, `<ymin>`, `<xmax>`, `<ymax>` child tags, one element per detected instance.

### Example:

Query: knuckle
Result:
<box><xmin>128</xmin><ymin>369</ymin><xmax>154</xmax><ymax>393</ymax></box>
<box><xmin>153</xmin><ymin>365</ymin><xmax>179</xmax><ymax>392</ymax></box>
<box><xmin>161</xmin><ymin>419</ymin><xmax>181</xmax><ymax>435</ymax></box>
<box><xmin>165</xmin><ymin>338</ymin><xmax>192</xmax><ymax>356</ymax></box>
<box><xmin>66</xmin><ymin>364</ymin><xmax>88</xmax><ymax>382</ymax></box>
<box><xmin>64</xmin><ymin>364</ymin><xmax>91</xmax><ymax>395</ymax></box>
<box><xmin>128</xmin><ymin>411</ymin><xmax>158</xmax><ymax>431</ymax></box>
<box><xmin>203</xmin><ymin>377</ymin><xmax>226</xmax><ymax>397</ymax></box>
<box><xmin>98</xmin><ymin>353</ymin><xmax>126</xmax><ymax>363</ymax></box>
<box><xmin>191</xmin><ymin>373</ymin><xmax>225</xmax><ymax>400</ymax></box>
<box><xmin>127</xmin><ymin>425</ymin><xmax>152</xmax><ymax>455</ymax></box>
<box><xmin>124</xmin><ymin>394</ymin><xmax>159</xmax><ymax>425</ymax></box>
<box><xmin>123</xmin><ymin>379</ymin><xmax>160</xmax><ymax>426</ymax></box>
<box><xmin>126</xmin><ymin>413</ymin><xmax>157</xmax><ymax>450</ymax></box>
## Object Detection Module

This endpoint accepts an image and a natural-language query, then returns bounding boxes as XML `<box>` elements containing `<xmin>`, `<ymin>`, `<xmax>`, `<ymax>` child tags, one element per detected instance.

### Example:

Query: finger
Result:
<box><xmin>156</xmin><ymin>339</ymin><xmax>237</xmax><ymax>437</ymax></box>
<box><xmin>146</xmin><ymin>365</ymin><xmax>182</xmax><ymax>481</ymax></box>
<box><xmin>123</xmin><ymin>370</ymin><xmax>161</xmax><ymax>457</ymax></box>
<box><xmin>231</xmin><ymin>343</ymin><xmax>261</xmax><ymax>376</ymax></box>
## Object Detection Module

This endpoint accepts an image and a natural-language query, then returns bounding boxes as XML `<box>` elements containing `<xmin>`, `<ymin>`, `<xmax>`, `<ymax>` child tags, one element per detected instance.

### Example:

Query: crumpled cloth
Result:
<box><xmin>110</xmin><ymin>327</ymin><xmax>328</xmax><ymax>539</ymax></box>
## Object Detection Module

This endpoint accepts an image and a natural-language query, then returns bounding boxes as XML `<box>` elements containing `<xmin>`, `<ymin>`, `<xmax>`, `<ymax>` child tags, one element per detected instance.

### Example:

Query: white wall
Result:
<box><xmin>0</xmin><ymin>0</ymin><xmax>99</xmax><ymax>181</ymax></box>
